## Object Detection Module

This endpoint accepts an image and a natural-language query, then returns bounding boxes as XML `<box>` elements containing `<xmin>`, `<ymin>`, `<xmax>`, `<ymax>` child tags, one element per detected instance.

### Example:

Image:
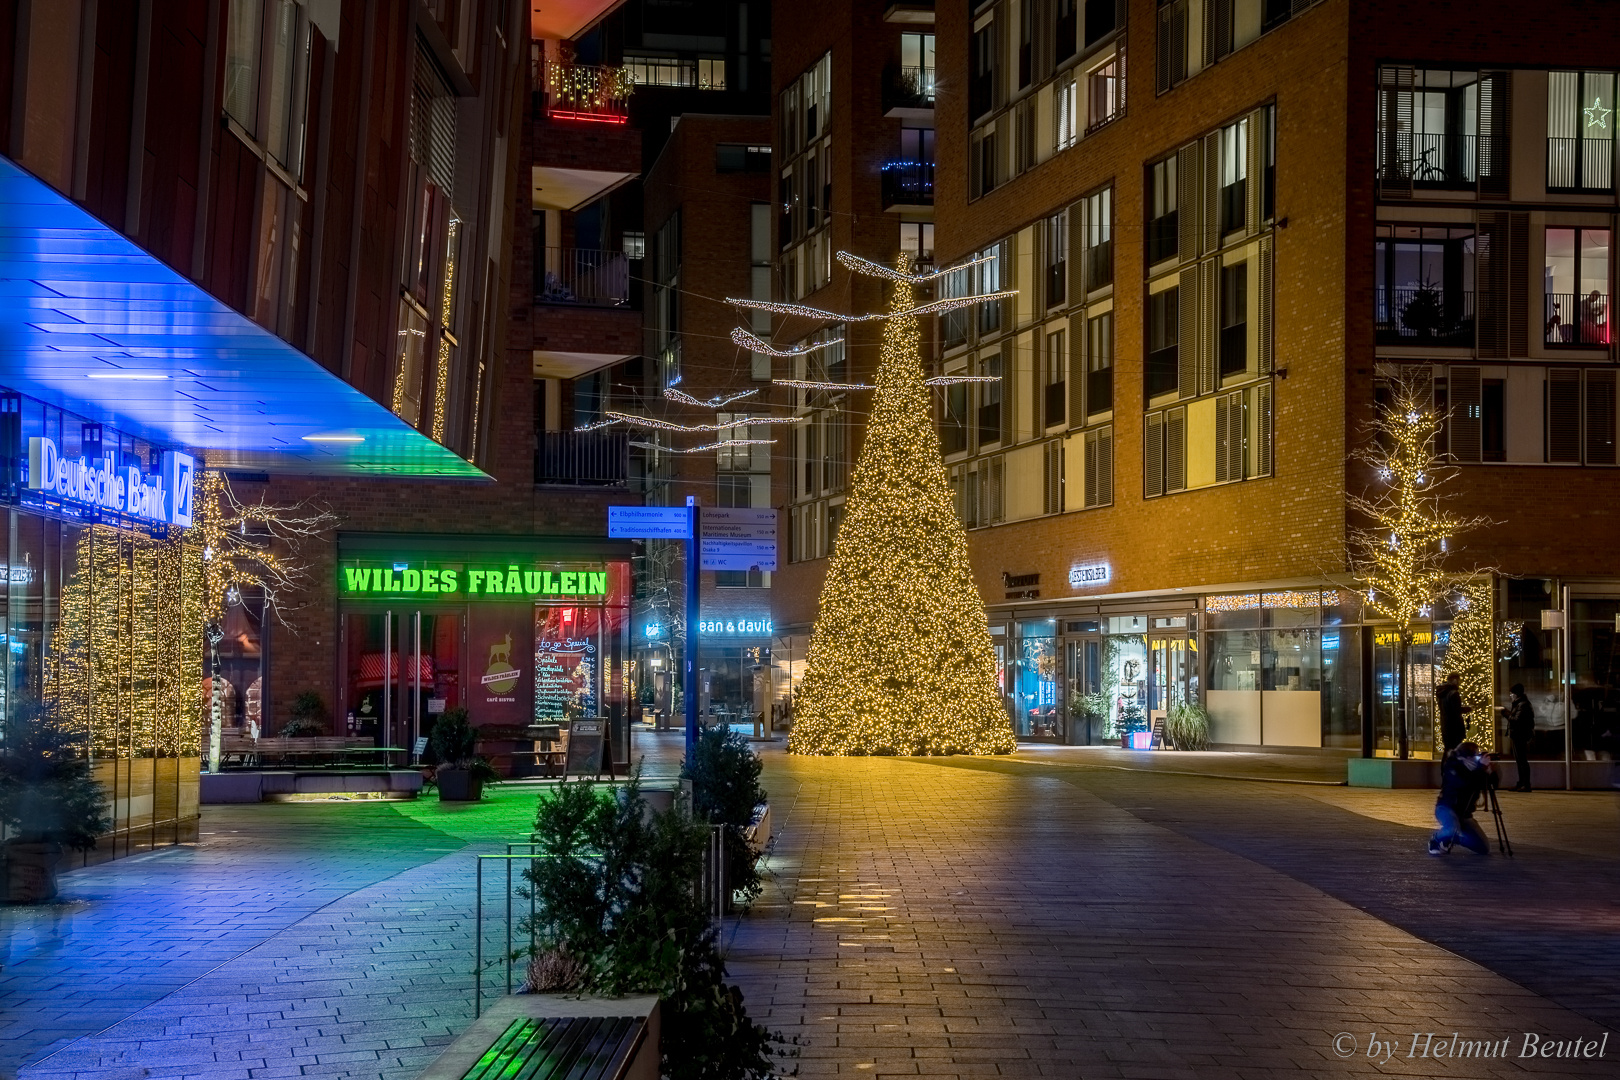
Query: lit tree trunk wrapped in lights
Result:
<box><xmin>785</xmin><ymin>257</ymin><xmax>1015</xmax><ymax>755</ymax></box>
<box><xmin>1348</xmin><ymin>372</ymin><xmax>1490</xmax><ymax>759</ymax></box>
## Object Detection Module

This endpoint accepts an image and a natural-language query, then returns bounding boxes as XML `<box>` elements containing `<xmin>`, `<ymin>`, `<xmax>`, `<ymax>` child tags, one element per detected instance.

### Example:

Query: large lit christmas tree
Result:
<box><xmin>783</xmin><ymin>256</ymin><xmax>1015</xmax><ymax>755</ymax></box>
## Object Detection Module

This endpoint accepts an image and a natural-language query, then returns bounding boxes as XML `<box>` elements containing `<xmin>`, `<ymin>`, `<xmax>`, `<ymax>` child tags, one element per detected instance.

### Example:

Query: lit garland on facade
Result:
<box><xmin>431</xmin><ymin>218</ymin><xmax>460</xmax><ymax>443</ymax></box>
<box><xmin>1347</xmin><ymin>373</ymin><xmax>1491</xmax><ymax>757</ymax></box>
<box><xmin>788</xmin><ymin>255</ymin><xmax>1015</xmax><ymax>756</ymax></box>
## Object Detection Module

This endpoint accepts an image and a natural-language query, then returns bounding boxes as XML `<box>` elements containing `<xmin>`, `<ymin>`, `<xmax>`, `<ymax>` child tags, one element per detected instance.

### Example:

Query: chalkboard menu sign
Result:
<box><xmin>564</xmin><ymin>719</ymin><xmax>611</xmax><ymax>779</ymax></box>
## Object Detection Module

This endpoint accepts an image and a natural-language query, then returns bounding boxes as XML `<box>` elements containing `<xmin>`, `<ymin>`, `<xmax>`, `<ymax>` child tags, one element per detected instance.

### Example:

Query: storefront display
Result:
<box><xmin>336</xmin><ymin>535</ymin><xmax>633</xmax><ymax>766</ymax></box>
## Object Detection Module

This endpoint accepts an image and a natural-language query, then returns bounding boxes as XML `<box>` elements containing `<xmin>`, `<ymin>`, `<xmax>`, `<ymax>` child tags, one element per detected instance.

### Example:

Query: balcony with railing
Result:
<box><xmin>536</xmin><ymin>248</ymin><xmax>630</xmax><ymax>307</ymax></box>
<box><xmin>883</xmin><ymin>64</ymin><xmax>936</xmax><ymax>117</ymax></box>
<box><xmin>1376</xmin><ymin>286</ymin><xmax>1475</xmax><ymax>346</ymax></box>
<box><xmin>1547</xmin><ymin>137</ymin><xmax>1614</xmax><ymax>193</ymax></box>
<box><xmin>881</xmin><ymin>161</ymin><xmax>934</xmax><ymax>208</ymax></box>
<box><xmin>538</xmin><ymin>59</ymin><xmax>633</xmax><ymax>124</ymax></box>
<box><xmin>1545</xmin><ymin>292</ymin><xmax>1611</xmax><ymax>346</ymax></box>
<box><xmin>1377</xmin><ymin>132</ymin><xmax>1492</xmax><ymax>189</ymax></box>
<box><xmin>535</xmin><ymin>429</ymin><xmax>629</xmax><ymax>487</ymax></box>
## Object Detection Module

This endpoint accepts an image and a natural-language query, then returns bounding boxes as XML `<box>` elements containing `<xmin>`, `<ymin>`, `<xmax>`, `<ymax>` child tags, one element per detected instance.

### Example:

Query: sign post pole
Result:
<box><xmin>685</xmin><ymin>496</ymin><xmax>701</xmax><ymax>757</ymax></box>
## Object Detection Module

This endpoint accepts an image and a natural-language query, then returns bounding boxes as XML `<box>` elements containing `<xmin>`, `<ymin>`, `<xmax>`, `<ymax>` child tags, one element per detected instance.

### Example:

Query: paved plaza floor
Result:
<box><xmin>1</xmin><ymin>732</ymin><xmax>1616</xmax><ymax>1079</ymax></box>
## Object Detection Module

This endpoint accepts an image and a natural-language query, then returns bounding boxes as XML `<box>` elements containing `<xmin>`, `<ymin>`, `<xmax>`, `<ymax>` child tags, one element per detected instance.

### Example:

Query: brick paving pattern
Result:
<box><xmin>2</xmin><ymin>739</ymin><xmax>1616</xmax><ymax>1078</ymax></box>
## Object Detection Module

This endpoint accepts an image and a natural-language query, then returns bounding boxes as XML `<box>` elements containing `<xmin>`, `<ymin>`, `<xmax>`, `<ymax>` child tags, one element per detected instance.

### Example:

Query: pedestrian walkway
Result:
<box><xmin>728</xmin><ymin>750</ymin><xmax>1620</xmax><ymax>1078</ymax></box>
<box><xmin>4</xmin><ymin>737</ymin><xmax>1617</xmax><ymax>1079</ymax></box>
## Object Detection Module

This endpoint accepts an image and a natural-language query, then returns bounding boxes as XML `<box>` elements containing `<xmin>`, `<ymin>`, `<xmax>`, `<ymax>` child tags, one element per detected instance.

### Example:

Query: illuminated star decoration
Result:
<box><xmin>779</xmin><ymin>252</ymin><xmax>1015</xmax><ymax>756</ymax></box>
<box><xmin>1586</xmin><ymin>96</ymin><xmax>1611</xmax><ymax>130</ymax></box>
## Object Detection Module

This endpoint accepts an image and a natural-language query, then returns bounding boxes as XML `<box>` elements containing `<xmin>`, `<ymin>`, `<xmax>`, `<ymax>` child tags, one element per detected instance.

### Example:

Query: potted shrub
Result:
<box><xmin>682</xmin><ymin>726</ymin><xmax>768</xmax><ymax>910</ymax></box>
<box><xmin>428</xmin><ymin>707</ymin><xmax>498</xmax><ymax>801</ymax></box>
<box><xmin>0</xmin><ymin>705</ymin><xmax>111</xmax><ymax>904</ymax></box>
<box><xmin>281</xmin><ymin>690</ymin><xmax>327</xmax><ymax>737</ymax></box>
<box><xmin>1165</xmin><ymin>701</ymin><xmax>1212</xmax><ymax>751</ymax></box>
<box><xmin>1117</xmin><ymin>699</ymin><xmax>1148</xmax><ymax>748</ymax></box>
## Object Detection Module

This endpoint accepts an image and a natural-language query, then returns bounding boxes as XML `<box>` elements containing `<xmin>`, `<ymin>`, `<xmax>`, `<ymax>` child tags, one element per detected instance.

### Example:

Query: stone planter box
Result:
<box><xmin>436</xmin><ymin>767</ymin><xmax>484</xmax><ymax>802</ymax></box>
<box><xmin>417</xmin><ymin>993</ymin><xmax>659</xmax><ymax>1080</ymax></box>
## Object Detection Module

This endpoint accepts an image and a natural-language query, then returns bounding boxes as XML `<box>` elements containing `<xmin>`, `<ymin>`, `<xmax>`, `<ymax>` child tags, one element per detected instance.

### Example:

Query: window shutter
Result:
<box><xmin>990</xmin><ymin>454</ymin><xmax>1005</xmax><ymax>521</ymax></box>
<box><xmin>1144</xmin><ymin>411</ymin><xmax>1164</xmax><ymax>497</ymax></box>
<box><xmin>1378</xmin><ymin>66</ymin><xmax>1414</xmax><ymax>199</ymax></box>
<box><xmin>1508</xmin><ymin>212</ymin><xmax>1529</xmax><ymax>357</ymax></box>
<box><xmin>1084</xmin><ymin>429</ymin><xmax>1099</xmax><ymax>507</ymax></box>
<box><xmin>1165</xmin><ymin>406</ymin><xmax>1186</xmax><ymax>492</ymax></box>
<box><xmin>1245</xmin><ymin>108</ymin><xmax>1264</xmax><ymax>235</ymax></box>
<box><xmin>1177</xmin><ymin>141</ymin><xmax>1201</xmax><ymax>263</ymax></box>
<box><xmin>1257</xmin><ymin>234</ymin><xmax>1274</xmax><ymax>373</ymax></box>
<box><xmin>1097</xmin><ymin>424</ymin><xmax>1113</xmax><ymax>505</ymax></box>
<box><xmin>1475</xmin><ymin>212</ymin><xmax>1507</xmax><ymax>358</ymax></box>
<box><xmin>1000</xmin><ymin>339</ymin><xmax>1015</xmax><ymax>442</ymax></box>
<box><xmin>1450</xmin><ymin>365</ymin><xmax>1482</xmax><ymax>462</ymax></box>
<box><xmin>1255</xmin><ymin>381</ymin><xmax>1274</xmax><ymax>477</ymax></box>
<box><xmin>1586</xmin><ymin>368</ymin><xmax>1617</xmax><ymax>465</ymax></box>
<box><xmin>1477</xmin><ymin>71</ymin><xmax>1511</xmax><ymax>199</ymax></box>
<box><xmin>1199</xmin><ymin>258</ymin><xmax>1218</xmax><ymax>394</ymax></box>
<box><xmin>1547</xmin><ymin>367</ymin><xmax>1582</xmax><ymax>463</ymax></box>
<box><xmin>1068</xmin><ymin>202</ymin><xmax>1085</xmax><ymax>303</ymax></box>
<box><xmin>1229</xmin><ymin>391</ymin><xmax>1247</xmax><ymax>481</ymax></box>
<box><xmin>1205</xmin><ymin>0</ymin><xmax>1232</xmax><ymax>66</ymax></box>
<box><xmin>1068</xmin><ymin>311</ymin><xmax>1086</xmax><ymax>423</ymax></box>
<box><xmin>1178</xmin><ymin>268</ymin><xmax>1199</xmax><ymax>398</ymax></box>
<box><xmin>1214</xmin><ymin>392</ymin><xmax>1231</xmax><ymax>483</ymax></box>
<box><xmin>1203</xmin><ymin>131</ymin><xmax>1221</xmax><ymax>254</ymax></box>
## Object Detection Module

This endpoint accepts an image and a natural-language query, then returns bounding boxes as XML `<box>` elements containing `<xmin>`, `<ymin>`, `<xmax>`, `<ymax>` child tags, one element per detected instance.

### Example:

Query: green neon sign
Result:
<box><xmin>340</xmin><ymin>562</ymin><xmax>609</xmax><ymax>599</ymax></box>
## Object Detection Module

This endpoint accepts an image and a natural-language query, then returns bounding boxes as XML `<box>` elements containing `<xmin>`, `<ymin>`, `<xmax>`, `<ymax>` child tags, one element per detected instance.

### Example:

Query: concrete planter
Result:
<box><xmin>436</xmin><ymin>767</ymin><xmax>484</xmax><ymax>802</ymax></box>
<box><xmin>5</xmin><ymin>842</ymin><xmax>64</xmax><ymax>904</ymax></box>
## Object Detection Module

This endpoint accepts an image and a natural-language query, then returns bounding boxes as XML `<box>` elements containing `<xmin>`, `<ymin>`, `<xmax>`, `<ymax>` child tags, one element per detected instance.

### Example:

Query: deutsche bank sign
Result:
<box><xmin>28</xmin><ymin>436</ymin><xmax>195</xmax><ymax>528</ymax></box>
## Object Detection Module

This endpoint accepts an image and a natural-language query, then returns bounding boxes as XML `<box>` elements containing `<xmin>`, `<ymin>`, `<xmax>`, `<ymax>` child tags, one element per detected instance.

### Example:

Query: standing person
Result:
<box><xmin>1435</xmin><ymin>671</ymin><xmax>1471</xmax><ymax>753</ymax></box>
<box><xmin>1503</xmin><ymin>683</ymin><xmax>1535</xmax><ymax>792</ymax></box>
<box><xmin>1429</xmin><ymin>741</ymin><xmax>1494</xmax><ymax>856</ymax></box>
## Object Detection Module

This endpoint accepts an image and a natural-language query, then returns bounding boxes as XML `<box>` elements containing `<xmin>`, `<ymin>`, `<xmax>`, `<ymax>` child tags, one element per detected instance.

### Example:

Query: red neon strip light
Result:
<box><xmin>546</xmin><ymin>108</ymin><xmax>629</xmax><ymax>125</ymax></box>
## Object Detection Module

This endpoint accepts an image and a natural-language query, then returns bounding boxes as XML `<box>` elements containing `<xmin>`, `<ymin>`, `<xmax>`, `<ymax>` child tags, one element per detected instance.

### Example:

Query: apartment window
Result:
<box><xmin>1056</xmin><ymin>0</ymin><xmax>1078</xmax><ymax>64</ymax></box>
<box><xmin>698</xmin><ymin>57</ymin><xmax>727</xmax><ymax>90</ymax></box>
<box><xmin>1156</xmin><ymin>0</ymin><xmax>1189</xmax><ymax>94</ymax></box>
<box><xmin>224</xmin><ymin>0</ymin><xmax>263</xmax><ymax>133</ymax></box>
<box><xmin>971</xmin><ymin>123</ymin><xmax>998</xmax><ymax>198</ymax></box>
<box><xmin>1548</xmin><ymin>71</ymin><xmax>1616</xmax><ymax>192</ymax></box>
<box><xmin>1146</xmin><ymin>288</ymin><xmax>1178</xmax><ymax>399</ymax></box>
<box><xmin>1148</xmin><ymin>155</ymin><xmax>1178</xmax><ymax>264</ymax></box>
<box><xmin>716</xmin><ymin>143</ymin><xmax>771</xmax><ymax>172</ymax></box>
<box><xmin>1082</xmin><ymin>425</ymin><xmax>1113</xmax><ymax>508</ymax></box>
<box><xmin>1045</xmin><ymin>212</ymin><xmax>1068</xmax><ymax>308</ymax></box>
<box><xmin>978</xmin><ymin>355</ymin><xmax>1003</xmax><ymax>445</ymax></box>
<box><xmin>970</xmin><ymin>17</ymin><xmax>997</xmax><ymax>121</ymax></box>
<box><xmin>1043</xmin><ymin>439</ymin><xmax>1065</xmax><ymax>514</ymax></box>
<box><xmin>1545</xmin><ymin>226</ymin><xmax>1612</xmax><ymax>346</ymax></box>
<box><xmin>1086</xmin><ymin>311</ymin><xmax>1114</xmax><ymax>415</ymax></box>
<box><xmin>979</xmin><ymin>243</ymin><xmax>1005</xmax><ymax>335</ymax></box>
<box><xmin>622</xmin><ymin>231</ymin><xmax>645</xmax><ymax>260</ymax></box>
<box><xmin>900</xmin><ymin>221</ymin><xmax>935</xmax><ymax>264</ymax></box>
<box><xmin>942</xmin><ymin>380</ymin><xmax>969</xmax><ymax>454</ymax></box>
<box><xmin>900</xmin><ymin>33</ymin><xmax>937</xmax><ymax>103</ymax></box>
<box><xmin>1014</xmin><ymin>98</ymin><xmax>1036</xmax><ymax>176</ymax></box>
<box><xmin>1018</xmin><ymin>0</ymin><xmax>1034</xmax><ymax>89</ymax></box>
<box><xmin>1044</xmin><ymin>330</ymin><xmax>1066</xmax><ymax>428</ymax></box>
<box><xmin>1085</xmin><ymin>0</ymin><xmax>1119</xmax><ymax>47</ymax></box>
<box><xmin>1219</xmin><ymin>263</ymin><xmax>1248</xmax><ymax>376</ymax></box>
<box><xmin>1219</xmin><ymin>117</ymin><xmax>1248</xmax><ymax>234</ymax></box>
<box><xmin>1482</xmin><ymin>377</ymin><xmax>1506</xmax><ymax>462</ymax></box>
<box><xmin>1262</xmin><ymin>103</ymin><xmax>1276</xmax><ymax>219</ymax></box>
<box><xmin>1374</xmin><ymin>225</ymin><xmax>1475</xmax><ymax>346</ymax></box>
<box><xmin>940</xmin><ymin>261</ymin><xmax>972</xmax><ymax>348</ymax></box>
<box><xmin>1055</xmin><ymin>73</ymin><xmax>1079</xmax><ymax>151</ymax></box>
<box><xmin>1086</xmin><ymin>53</ymin><xmax>1123</xmax><ymax>132</ymax></box>
<box><xmin>1081</xmin><ymin>188</ymin><xmax>1112</xmax><ymax>292</ymax></box>
<box><xmin>626</xmin><ymin>55</ymin><xmax>697</xmax><ymax>87</ymax></box>
<box><xmin>225</xmin><ymin>0</ymin><xmax>310</xmax><ymax>175</ymax></box>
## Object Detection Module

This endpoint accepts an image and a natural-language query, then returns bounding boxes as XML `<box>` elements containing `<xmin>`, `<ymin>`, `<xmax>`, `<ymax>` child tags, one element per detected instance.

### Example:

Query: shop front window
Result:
<box><xmin>1014</xmin><ymin>619</ymin><xmax>1060</xmax><ymax>739</ymax></box>
<box><xmin>1567</xmin><ymin>597</ymin><xmax>1620</xmax><ymax>759</ymax></box>
<box><xmin>1101</xmin><ymin>617</ymin><xmax>1149</xmax><ymax>743</ymax></box>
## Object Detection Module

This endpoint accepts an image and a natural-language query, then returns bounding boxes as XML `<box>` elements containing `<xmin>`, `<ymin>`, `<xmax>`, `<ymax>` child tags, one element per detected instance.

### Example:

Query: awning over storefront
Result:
<box><xmin>0</xmin><ymin>156</ymin><xmax>486</xmax><ymax>479</ymax></box>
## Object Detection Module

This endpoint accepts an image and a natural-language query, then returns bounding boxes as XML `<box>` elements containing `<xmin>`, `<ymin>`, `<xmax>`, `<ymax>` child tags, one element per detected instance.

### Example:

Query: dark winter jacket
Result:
<box><xmin>1505</xmin><ymin>695</ymin><xmax>1535</xmax><ymax>740</ymax></box>
<box><xmin>1436</xmin><ymin>752</ymin><xmax>1491</xmax><ymax>815</ymax></box>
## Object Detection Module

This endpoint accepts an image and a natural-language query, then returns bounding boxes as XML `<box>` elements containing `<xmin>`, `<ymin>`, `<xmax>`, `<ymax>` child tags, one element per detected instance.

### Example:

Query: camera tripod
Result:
<box><xmin>1483</xmin><ymin>781</ymin><xmax>1514</xmax><ymax>857</ymax></box>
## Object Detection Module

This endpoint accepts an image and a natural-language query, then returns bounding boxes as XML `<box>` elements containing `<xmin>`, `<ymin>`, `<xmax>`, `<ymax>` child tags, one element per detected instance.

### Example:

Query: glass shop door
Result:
<box><xmin>1148</xmin><ymin>633</ymin><xmax>1192</xmax><ymax>739</ymax></box>
<box><xmin>342</xmin><ymin>609</ymin><xmax>463</xmax><ymax>760</ymax></box>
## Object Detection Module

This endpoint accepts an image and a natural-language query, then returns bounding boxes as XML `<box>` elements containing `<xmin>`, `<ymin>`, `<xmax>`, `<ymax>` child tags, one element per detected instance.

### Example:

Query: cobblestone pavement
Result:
<box><xmin>728</xmin><ymin>751</ymin><xmax>1620</xmax><ymax>1079</ymax></box>
<box><xmin>3</xmin><ymin>737</ymin><xmax>1617</xmax><ymax>1079</ymax></box>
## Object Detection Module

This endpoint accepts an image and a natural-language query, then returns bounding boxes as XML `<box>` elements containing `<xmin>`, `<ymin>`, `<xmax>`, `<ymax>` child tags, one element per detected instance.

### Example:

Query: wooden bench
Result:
<box><xmin>418</xmin><ymin>995</ymin><xmax>659</xmax><ymax>1080</ymax></box>
<box><xmin>218</xmin><ymin>735</ymin><xmax>379</xmax><ymax>769</ymax></box>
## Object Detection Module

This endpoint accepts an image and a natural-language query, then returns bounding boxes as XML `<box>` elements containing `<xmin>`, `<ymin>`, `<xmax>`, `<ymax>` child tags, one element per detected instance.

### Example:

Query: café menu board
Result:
<box><xmin>535</xmin><ymin>607</ymin><xmax>599</xmax><ymax>721</ymax></box>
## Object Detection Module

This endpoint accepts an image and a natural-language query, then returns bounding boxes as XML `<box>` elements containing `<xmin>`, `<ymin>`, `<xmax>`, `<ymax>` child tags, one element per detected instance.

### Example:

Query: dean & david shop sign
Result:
<box><xmin>341</xmin><ymin>560</ymin><xmax>610</xmax><ymax>599</ymax></box>
<box><xmin>27</xmin><ymin>437</ymin><xmax>195</xmax><ymax>528</ymax></box>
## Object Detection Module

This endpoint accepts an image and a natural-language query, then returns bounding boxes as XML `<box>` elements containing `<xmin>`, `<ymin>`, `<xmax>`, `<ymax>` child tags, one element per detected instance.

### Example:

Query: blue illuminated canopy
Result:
<box><xmin>0</xmin><ymin>156</ymin><xmax>487</xmax><ymax>478</ymax></box>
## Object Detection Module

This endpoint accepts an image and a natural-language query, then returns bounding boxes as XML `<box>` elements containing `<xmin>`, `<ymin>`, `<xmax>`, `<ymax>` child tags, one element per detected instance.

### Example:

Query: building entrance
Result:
<box><xmin>1148</xmin><ymin>630</ymin><xmax>1194</xmax><ymax>738</ymax></box>
<box><xmin>341</xmin><ymin>609</ymin><xmax>463</xmax><ymax>754</ymax></box>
